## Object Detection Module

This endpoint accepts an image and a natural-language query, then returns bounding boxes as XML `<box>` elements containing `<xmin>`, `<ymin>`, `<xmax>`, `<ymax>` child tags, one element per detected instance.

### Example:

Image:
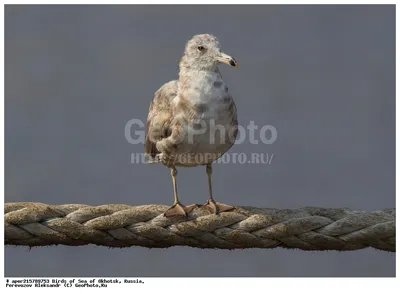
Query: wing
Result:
<box><xmin>144</xmin><ymin>80</ymin><xmax>178</xmax><ymax>158</ymax></box>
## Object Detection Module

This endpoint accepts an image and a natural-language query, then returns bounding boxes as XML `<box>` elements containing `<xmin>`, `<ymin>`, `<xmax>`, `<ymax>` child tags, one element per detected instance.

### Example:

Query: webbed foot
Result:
<box><xmin>202</xmin><ymin>199</ymin><xmax>234</xmax><ymax>214</ymax></box>
<box><xmin>164</xmin><ymin>202</ymin><xmax>198</xmax><ymax>217</ymax></box>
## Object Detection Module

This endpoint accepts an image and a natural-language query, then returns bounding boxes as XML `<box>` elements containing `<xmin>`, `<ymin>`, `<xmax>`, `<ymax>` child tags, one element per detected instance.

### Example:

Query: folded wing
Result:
<box><xmin>144</xmin><ymin>80</ymin><xmax>178</xmax><ymax>159</ymax></box>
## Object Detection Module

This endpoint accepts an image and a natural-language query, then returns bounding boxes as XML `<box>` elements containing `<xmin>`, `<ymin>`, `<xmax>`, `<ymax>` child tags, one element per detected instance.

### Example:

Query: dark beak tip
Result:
<box><xmin>229</xmin><ymin>59</ymin><xmax>238</xmax><ymax>67</ymax></box>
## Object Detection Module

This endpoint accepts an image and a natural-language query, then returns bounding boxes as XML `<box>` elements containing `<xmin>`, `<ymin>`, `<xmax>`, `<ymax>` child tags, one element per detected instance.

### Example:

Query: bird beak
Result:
<box><xmin>216</xmin><ymin>52</ymin><xmax>238</xmax><ymax>68</ymax></box>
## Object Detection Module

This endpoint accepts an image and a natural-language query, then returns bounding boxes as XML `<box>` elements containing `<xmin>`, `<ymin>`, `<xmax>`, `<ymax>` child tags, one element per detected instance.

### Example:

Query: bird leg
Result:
<box><xmin>203</xmin><ymin>163</ymin><xmax>234</xmax><ymax>214</ymax></box>
<box><xmin>164</xmin><ymin>167</ymin><xmax>197</xmax><ymax>217</ymax></box>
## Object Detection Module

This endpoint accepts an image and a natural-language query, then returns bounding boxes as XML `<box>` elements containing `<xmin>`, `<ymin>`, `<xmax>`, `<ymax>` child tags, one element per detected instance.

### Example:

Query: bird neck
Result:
<box><xmin>178</xmin><ymin>58</ymin><xmax>218</xmax><ymax>79</ymax></box>
<box><xmin>178</xmin><ymin>68</ymin><xmax>222</xmax><ymax>89</ymax></box>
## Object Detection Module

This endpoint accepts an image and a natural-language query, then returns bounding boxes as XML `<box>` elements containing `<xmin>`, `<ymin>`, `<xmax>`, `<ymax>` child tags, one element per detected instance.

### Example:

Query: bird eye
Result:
<box><xmin>197</xmin><ymin>46</ymin><xmax>205</xmax><ymax>52</ymax></box>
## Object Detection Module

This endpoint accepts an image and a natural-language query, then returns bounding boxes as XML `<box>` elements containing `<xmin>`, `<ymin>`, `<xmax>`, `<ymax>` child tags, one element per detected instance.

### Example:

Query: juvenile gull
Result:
<box><xmin>145</xmin><ymin>34</ymin><xmax>238</xmax><ymax>216</ymax></box>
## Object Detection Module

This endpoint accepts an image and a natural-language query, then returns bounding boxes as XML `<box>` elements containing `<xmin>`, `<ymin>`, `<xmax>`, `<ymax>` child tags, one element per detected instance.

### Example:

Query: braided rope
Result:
<box><xmin>4</xmin><ymin>202</ymin><xmax>395</xmax><ymax>252</ymax></box>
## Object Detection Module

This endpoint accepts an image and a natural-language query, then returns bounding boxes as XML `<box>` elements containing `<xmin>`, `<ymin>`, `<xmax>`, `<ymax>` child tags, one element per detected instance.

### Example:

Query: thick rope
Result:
<box><xmin>4</xmin><ymin>202</ymin><xmax>395</xmax><ymax>252</ymax></box>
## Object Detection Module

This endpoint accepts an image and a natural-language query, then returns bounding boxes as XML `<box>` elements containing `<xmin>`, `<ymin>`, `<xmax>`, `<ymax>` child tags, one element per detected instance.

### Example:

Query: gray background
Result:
<box><xmin>5</xmin><ymin>5</ymin><xmax>395</xmax><ymax>277</ymax></box>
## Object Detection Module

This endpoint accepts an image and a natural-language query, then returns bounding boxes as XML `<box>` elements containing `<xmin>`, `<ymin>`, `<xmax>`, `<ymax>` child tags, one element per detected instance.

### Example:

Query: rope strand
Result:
<box><xmin>5</xmin><ymin>202</ymin><xmax>395</xmax><ymax>252</ymax></box>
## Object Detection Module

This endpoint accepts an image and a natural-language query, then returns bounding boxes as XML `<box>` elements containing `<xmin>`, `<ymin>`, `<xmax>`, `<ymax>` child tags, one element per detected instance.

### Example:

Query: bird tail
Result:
<box><xmin>145</xmin><ymin>158</ymin><xmax>160</xmax><ymax>164</ymax></box>
<box><xmin>143</xmin><ymin>153</ymin><xmax>161</xmax><ymax>164</ymax></box>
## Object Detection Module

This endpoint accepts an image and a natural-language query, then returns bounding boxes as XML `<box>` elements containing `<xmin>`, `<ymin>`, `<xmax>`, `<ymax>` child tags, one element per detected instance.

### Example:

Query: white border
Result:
<box><xmin>0</xmin><ymin>2</ymin><xmax>397</xmax><ymax>293</ymax></box>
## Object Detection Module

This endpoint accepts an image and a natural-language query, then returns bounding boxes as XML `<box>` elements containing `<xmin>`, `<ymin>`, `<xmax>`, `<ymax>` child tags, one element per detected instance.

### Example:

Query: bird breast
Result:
<box><xmin>174</xmin><ymin>72</ymin><xmax>231</xmax><ymax>124</ymax></box>
<box><xmin>172</xmin><ymin>71</ymin><xmax>237</xmax><ymax>158</ymax></box>
<box><xmin>178</xmin><ymin>71</ymin><xmax>229</xmax><ymax>116</ymax></box>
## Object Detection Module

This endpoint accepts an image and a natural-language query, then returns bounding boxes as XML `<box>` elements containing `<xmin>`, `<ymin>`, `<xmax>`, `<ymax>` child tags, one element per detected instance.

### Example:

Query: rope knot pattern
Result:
<box><xmin>5</xmin><ymin>202</ymin><xmax>395</xmax><ymax>252</ymax></box>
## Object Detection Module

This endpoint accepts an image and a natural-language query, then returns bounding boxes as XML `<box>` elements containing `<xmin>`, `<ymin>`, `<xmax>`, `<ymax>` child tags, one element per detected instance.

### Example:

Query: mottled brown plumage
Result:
<box><xmin>145</xmin><ymin>80</ymin><xmax>177</xmax><ymax>159</ymax></box>
<box><xmin>144</xmin><ymin>34</ymin><xmax>239</xmax><ymax>216</ymax></box>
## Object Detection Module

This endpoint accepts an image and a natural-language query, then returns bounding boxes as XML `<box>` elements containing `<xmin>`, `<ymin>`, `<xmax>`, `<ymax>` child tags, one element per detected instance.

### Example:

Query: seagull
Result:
<box><xmin>145</xmin><ymin>34</ymin><xmax>238</xmax><ymax>217</ymax></box>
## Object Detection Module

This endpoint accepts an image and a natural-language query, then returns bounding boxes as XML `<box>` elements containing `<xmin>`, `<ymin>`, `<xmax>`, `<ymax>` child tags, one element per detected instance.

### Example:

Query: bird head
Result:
<box><xmin>180</xmin><ymin>34</ymin><xmax>238</xmax><ymax>71</ymax></box>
